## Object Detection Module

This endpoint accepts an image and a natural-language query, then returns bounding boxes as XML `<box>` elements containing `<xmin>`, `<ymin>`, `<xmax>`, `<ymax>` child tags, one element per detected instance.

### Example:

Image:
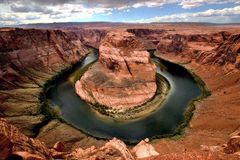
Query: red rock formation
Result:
<box><xmin>105</xmin><ymin>138</ymin><xmax>134</xmax><ymax>160</ymax></box>
<box><xmin>1</xmin><ymin>117</ymin><xmax>239</xmax><ymax>160</ymax></box>
<box><xmin>0</xmin><ymin>118</ymin><xmax>50</xmax><ymax>159</ymax></box>
<box><xmin>0</xmin><ymin>28</ymin><xmax>88</xmax><ymax>137</ymax></box>
<box><xmin>128</xmin><ymin>28</ymin><xmax>240</xmax><ymax>70</ymax></box>
<box><xmin>75</xmin><ymin>31</ymin><xmax>157</xmax><ymax>111</ymax></box>
<box><xmin>0</xmin><ymin>28</ymin><xmax>88</xmax><ymax>90</ymax></box>
<box><xmin>197</xmin><ymin>34</ymin><xmax>240</xmax><ymax>69</ymax></box>
<box><xmin>224</xmin><ymin>127</ymin><xmax>240</xmax><ymax>154</ymax></box>
<box><xmin>74</xmin><ymin>28</ymin><xmax>107</xmax><ymax>48</ymax></box>
<box><xmin>53</xmin><ymin>141</ymin><xmax>65</xmax><ymax>152</ymax></box>
<box><xmin>0</xmin><ymin>133</ymin><xmax>13</xmax><ymax>159</ymax></box>
<box><xmin>57</xmin><ymin>136</ymin><xmax>240</xmax><ymax>160</ymax></box>
<box><xmin>1</xmin><ymin>25</ymin><xmax>240</xmax><ymax>160</ymax></box>
<box><xmin>132</xmin><ymin>138</ymin><xmax>159</xmax><ymax>159</ymax></box>
<box><xmin>147</xmin><ymin>151</ymin><xmax>240</xmax><ymax>160</ymax></box>
<box><xmin>65</xmin><ymin>137</ymin><xmax>159</xmax><ymax>160</ymax></box>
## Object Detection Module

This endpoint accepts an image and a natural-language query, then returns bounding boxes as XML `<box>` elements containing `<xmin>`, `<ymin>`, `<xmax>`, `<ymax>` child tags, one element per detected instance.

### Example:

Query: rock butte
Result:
<box><xmin>75</xmin><ymin>31</ymin><xmax>157</xmax><ymax>111</ymax></box>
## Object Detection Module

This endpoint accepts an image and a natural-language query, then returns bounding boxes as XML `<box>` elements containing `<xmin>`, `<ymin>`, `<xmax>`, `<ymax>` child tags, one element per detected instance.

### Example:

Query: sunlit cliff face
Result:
<box><xmin>75</xmin><ymin>31</ymin><xmax>157</xmax><ymax>110</ymax></box>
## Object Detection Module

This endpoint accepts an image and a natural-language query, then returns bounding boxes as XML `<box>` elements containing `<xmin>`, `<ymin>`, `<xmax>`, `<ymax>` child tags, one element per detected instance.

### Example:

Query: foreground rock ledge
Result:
<box><xmin>75</xmin><ymin>31</ymin><xmax>157</xmax><ymax>115</ymax></box>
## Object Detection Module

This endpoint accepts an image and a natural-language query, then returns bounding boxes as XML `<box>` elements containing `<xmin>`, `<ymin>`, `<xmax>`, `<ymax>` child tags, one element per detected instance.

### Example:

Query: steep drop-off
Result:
<box><xmin>0</xmin><ymin>24</ymin><xmax>240</xmax><ymax>159</ymax></box>
<box><xmin>0</xmin><ymin>28</ymin><xmax>87</xmax><ymax>135</ymax></box>
<box><xmin>0</xmin><ymin>28</ymin><xmax>106</xmax><ymax>151</ymax></box>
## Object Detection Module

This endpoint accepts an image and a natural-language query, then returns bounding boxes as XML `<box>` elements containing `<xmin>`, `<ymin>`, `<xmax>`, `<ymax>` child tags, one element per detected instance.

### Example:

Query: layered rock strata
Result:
<box><xmin>75</xmin><ymin>31</ymin><xmax>158</xmax><ymax>116</ymax></box>
<box><xmin>0</xmin><ymin>28</ymin><xmax>105</xmax><ymax>149</ymax></box>
<box><xmin>0</xmin><ymin>118</ymin><xmax>50</xmax><ymax>159</ymax></box>
<box><xmin>197</xmin><ymin>34</ymin><xmax>240</xmax><ymax>69</ymax></box>
<box><xmin>1</xmin><ymin>25</ymin><xmax>240</xmax><ymax>159</ymax></box>
<box><xmin>1</xmin><ymin>117</ymin><xmax>239</xmax><ymax>160</ymax></box>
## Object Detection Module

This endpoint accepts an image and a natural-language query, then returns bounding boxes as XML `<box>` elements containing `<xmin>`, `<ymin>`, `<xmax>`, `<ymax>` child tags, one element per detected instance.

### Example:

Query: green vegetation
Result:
<box><xmin>35</xmin><ymin>49</ymin><xmax>98</xmax><ymax>136</ymax></box>
<box><xmin>150</xmin><ymin>50</ymin><xmax>211</xmax><ymax>141</ymax></box>
<box><xmin>36</xmin><ymin>48</ymin><xmax>211</xmax><ymax>144</ymax></box>
<box><xmin>89</xmin><ymin>73</ymin><xmax>171</xmax><ymax>121</ymax></box>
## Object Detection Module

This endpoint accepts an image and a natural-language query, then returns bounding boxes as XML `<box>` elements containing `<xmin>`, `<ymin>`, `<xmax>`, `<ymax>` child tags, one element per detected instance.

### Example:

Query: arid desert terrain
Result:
<box><xmin>0</xmin><ymin>23</ymin><xmax>240</xmax><ymax>159</ymax></box>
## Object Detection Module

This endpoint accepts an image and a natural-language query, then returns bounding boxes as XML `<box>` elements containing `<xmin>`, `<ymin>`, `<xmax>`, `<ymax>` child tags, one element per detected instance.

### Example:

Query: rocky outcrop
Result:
<box><xmin>224</xmin><ymin>127</ymin><xmax>240</xmax><ymax>155</ymax></box>
<box><xmin>149</xmin><ymin>151</ymin><xmax>240</xmax><ymax>160</ymax></box>
<box><xmin>157</xmin><ymin>34</ymin><xmax>189</xmax><ymax>54</ymax></box>
<box><xmin>75</xmin><ymin>31</ymin><xmax>157</xmax><ymax>113</ymax></box>
<box><xmin>131</xmin><ymin>29</ymin><xmax>214</xmax><ymax>61</ymax></box>
<box><xmin>0</xmin><ymin>28</ymin><xmax>87</xmax><ymax>90</ymax></box>
<box><xmin>2</xmin><ymin>116</ymin><xmax>239</xmax><ymax>160</ymax></box>
<box><xmin>59</xmin><ymin>137</ymin><xmax>159</xmax><ymax>160</ymax></box>
<box><xmin>128</xmin><ymin>28</ymin><xmax>240</xmax><ymax>69</ymax></box>
<box><xmin>132</xmin><ymin>138</ymin><xmax>159</xmax><ymax>159</ymax></box>
<box><xmin>0</xmin><ymin>118</ymin><xmax>158</xmax><ymax>160</ymax></box>
<box><xmin>197</xmin><ymin>34</ymin><xmax>240</xmax><ymax>69</ymax></box>
<box><xmin>0</xmin><ymin>118</ymin><xmax>50</xmax><ymax>159</ymax></box>
<box><xmin>74</xmin><ymin>28</ymin><xmax>107</xmax><ymax>48</ymax></box>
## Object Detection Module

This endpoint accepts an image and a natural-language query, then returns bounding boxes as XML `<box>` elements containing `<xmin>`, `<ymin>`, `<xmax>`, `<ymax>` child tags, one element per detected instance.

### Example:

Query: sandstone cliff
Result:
<box><xmin>0</xmin><ymin>28</ymin><xmax>108</xmax><ymax>150</ymax></box>
<box><xmin>0</xmin><ymin>118</ymin><xmax>50</xmax><ymax>159</ymax></box>
<box><xmin>75</xmin><ymin>31</ymin><xmax>157</xmax><ymax>112</ymax></box>
<box><xmin>127</xmin><ymin>28</ymin><xmax>240</xmax><ymax>70</ymax></box>
<box><xmin>74</xmin><ymin>28</ymin><xmax>107</xmax><ymax>48</ymax></box>
<box><xmin>0</xmin><ymin>25</ymin><xmax>240</xmax><ymax>159</ymax></box>
<box><xmin>196</xmin><ymin>34</ymin><xmax>240</xmax><ymax>69</ymax></box>
<box><xmin>0</xmin><ymin>28</ymin><xmax>87</xmax><ymax>90</ymax></box>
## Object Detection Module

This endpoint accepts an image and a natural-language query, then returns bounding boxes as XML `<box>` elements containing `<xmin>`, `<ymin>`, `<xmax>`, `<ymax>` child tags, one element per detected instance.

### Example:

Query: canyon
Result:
<box><xmin>75</xmin><ymin>31</ymin><xmax>162</xmax><ymax>119</ymax></box>
<box><xmin>0</xmin><ymin>23</ymin><xmax>240</xmax><ymax>159</ymax></box>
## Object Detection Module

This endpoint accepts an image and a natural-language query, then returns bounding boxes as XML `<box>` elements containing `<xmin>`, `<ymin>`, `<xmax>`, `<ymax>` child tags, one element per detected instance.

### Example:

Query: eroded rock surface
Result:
<box><xmin>132</xmin><ymin>138</ymin><xmax>159</xmax><ymax>159</ymax></box>
<box><xmin>0</xmin><ymin>118</ymin><xmax>50</xmax><ymax>159</ymax></box>
<box><xmin>75</xmin><ymin>31</ymin><xmax>157</xmax><ymax>111</ymax></box>
<box><xmin>1</xmin><ymin>25</ymin><xmax>240</xmax><ymax>159</ymax></box>
<box><xmin>224</xmin><ymin>127</ymin><xmax>240</xmax><ymax>155</ymax></box>
<box><xmin>0</xmin><ymin>28</ymin><xmax>88</xmax><ymax>137</ymax></box>
<box><xmin>198</xmin><ymin>34</ymin><xmax>240</xmax><ymax>69</ymax></box>
<box><xmin>0</xmin><ymin>28</ymin><xmax>105</xmax><ymax>149</ymax></box>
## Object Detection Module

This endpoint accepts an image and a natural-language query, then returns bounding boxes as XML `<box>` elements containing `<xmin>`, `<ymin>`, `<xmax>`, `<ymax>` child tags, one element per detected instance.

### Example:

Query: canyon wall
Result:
<box><xmin>127</xmin><ymin>28</ymin><xmax>240</xmax><ymax>70</ymax></box>
<box><xmin>73</xmin><ymin>28</ymin><xmax>107</xmax><ymax>48</ymax></box>
<box><xmin>0</xmin><ymin>28</ymin><xmax>88</xmax><ymax>89</ymax></box>
<box><xmin>0</xmin><ymin>28</ymin><xmax>109</xmax><ymax>153</ymax></box>
<box><xmin>0</xmin><ymin>25</ymin><xmax>240</xmax><ymax>159</ymax></box>
<box><xmin>74</xmin><ymin>27</ymin><xmax>239</xmax><ymax>70</ymax></box>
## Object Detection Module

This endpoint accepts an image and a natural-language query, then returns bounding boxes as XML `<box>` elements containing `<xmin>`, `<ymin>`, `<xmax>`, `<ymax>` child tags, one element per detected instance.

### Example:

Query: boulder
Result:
<box><xmin>0</xmin><ymin>118</ymin><xmax>50</xmax><ymax>159</ymax></box>
<box><xmin>132</xmin><ymin>138</ymin><xmax>159</xmax><ymax>159</ymax></box>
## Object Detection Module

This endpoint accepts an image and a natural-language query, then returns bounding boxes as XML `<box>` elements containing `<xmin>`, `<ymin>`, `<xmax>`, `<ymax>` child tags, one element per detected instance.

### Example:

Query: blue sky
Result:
<box><xmin>0</xmin><ymin>0</ymin><xmax>240</xmax><ymax>26</ymax></box>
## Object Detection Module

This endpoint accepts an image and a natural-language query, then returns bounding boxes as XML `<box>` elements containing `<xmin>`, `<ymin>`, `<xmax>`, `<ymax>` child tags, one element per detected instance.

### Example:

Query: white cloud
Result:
<box><xmin>0</xmin><ymin>3</ymin><xmax>114</xmax><ymax>25</ymax></box>
<box><xmin>106</xmin><ymin>12</ymin><xmax>112</xmax><ymax>15</ymax></box>
<box><xmin>132</xmin><ymin>0</ymin><xmax>178</xmax><ymax>8</ymax></box>
<box><xmin>129</xmin><ymin>5</ymin><xmax>240</xmax><ymax>23</ymax></box>
<box><xmin>179</xmin><ymin>0</ymin><xmax>204</xmax><ymax>9</ymax></box>
<box><xmin>124</xmin><ymin>9</ymin><xmax>130</xmax><ymax>12</ymax></box>
<box><xmin>179</xmin><ymin>0</ymin><xmax>240</xmax><ymax>9</ymax></box>
<box><xmin>0</xmin><ymin>0</ymin><xmax>240</xmax><ymax>25</ymax></box>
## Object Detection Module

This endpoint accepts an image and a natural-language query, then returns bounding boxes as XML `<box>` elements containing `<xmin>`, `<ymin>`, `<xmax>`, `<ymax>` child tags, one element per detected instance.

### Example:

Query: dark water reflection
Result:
<box><xmin>47</xmin><ymin>52</ymin><xmax>202</xmax><ymax>142</ymax></box>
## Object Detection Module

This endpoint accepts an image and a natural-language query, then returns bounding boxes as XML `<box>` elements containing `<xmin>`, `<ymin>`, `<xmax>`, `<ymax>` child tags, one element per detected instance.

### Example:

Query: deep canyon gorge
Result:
<box><xmin>0</xmin><ymin>23</ymin><xmax>240</xmax><ymax>159</ymax></box>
